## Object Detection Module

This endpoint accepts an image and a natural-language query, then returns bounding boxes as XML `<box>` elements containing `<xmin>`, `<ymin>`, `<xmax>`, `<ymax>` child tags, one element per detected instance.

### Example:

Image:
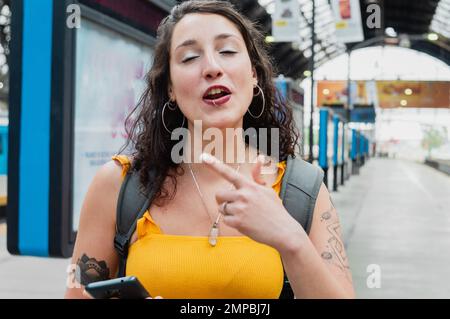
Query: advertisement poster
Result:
<box><xmin>317</xmin><ymin>80</ymin><xmax>450</xmax><ymax>109</ymax></box>
<box><xmin>317</xmin><ymin>80</ymin><xmax>348</xmax><ymax>106</ymax></box>
<box><xmin>272</xmin><ymin>0</ymin><xmax>300</xmax><ymax>42</ymax></box>
<box><xmin>330</xmin><ymin>0</ymin><xmax>364</xmax><ymax>43</ymax></box>
<box><xmin>376</xmin><ymin>81</ymin><xmax>450</xmax><ymax>108</ymax></box>
<box><xmin>317</xmin><ymin>80</ymin><xmax>369</xmax><ymax>107</ymax></box>
<box><xmin>72</xmin><ymin>18</ymin><xmax>153</xmax><ymax>231</ymax></box>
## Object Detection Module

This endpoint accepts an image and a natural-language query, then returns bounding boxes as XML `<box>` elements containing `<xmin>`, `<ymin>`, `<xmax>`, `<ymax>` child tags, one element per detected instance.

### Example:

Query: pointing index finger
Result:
<box><xmin>199</xmin><ymin>153</ymin><xmax>246</xmax><ymax>188</ymax></box>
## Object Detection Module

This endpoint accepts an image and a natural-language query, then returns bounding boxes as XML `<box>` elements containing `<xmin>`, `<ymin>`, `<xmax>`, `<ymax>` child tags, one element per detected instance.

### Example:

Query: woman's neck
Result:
<box><xmin>182</xmin><ymin>121</ymin><xmax>258</xmax><ymax>165</ymax></box>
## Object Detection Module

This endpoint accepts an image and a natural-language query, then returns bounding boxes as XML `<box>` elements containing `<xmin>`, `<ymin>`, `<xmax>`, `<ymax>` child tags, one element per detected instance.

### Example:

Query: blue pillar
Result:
<box><xmin>319</xmin><ymin>109</ymin><xmax>329</xmax><ymax>187</ymax></box>
<box><xmin>17</xmin><ymin>0</ymin><xmax>53</xmax><ymax>256</ymax></box>
<box><xmin>275</xmin><ymin>79</ymin><xmax>288</xmax><ymax>123</ymax></box>
<box><xmin>351</xmin><ymin>129</ymin><xmax>358</xmax><ymax>174</ymax></box>
<box><xmin>275</xmin><ymin>79</ymin><xmax>288</xmax><ymax>99</ymax></box>
<box><xmin>0</xmin><ymin>125</ymin><xmax>8</xmax><ymax>175</ymax></box>
<box><xmin>351</xmin><ymin>129</ymin><xmax>357</xmax><ymax>161</ymax></box>
<box><xmin>341</xmin><ymin>123</ymin><xmax>346</xmax><ymax>184</ymax></box>
<box><xmin>332</xmin><ymin>115</ymin><xmax>339</xmax><ymax>191</ymax></box>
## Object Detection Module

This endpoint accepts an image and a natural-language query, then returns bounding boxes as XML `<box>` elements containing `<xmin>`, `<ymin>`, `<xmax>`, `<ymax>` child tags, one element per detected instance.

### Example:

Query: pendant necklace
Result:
<box><xmin>187</xmin><ymin>161</ymin><xmax>241</xmax><ymax>247</ymax></box>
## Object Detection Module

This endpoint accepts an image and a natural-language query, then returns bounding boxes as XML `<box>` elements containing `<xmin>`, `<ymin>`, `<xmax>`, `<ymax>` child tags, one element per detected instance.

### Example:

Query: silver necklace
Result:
<box><xmin>187</xmin><ymin>161</ymin><xmax>241</xmax><ymax>247</ymax></box>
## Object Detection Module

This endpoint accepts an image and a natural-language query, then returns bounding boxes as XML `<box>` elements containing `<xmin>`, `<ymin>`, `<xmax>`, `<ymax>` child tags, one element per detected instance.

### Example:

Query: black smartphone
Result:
<box><xmin>85</xmin><ymin>276</ymin><xmax>150</xmax><ymax>299</ymax></box>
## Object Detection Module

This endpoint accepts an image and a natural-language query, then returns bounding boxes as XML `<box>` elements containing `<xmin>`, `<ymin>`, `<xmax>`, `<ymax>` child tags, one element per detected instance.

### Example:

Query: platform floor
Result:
<box><xmin>1</xmin><ymin>158</ymin><xmax>450</xmax><ymax>298</ymax></box>
<box><xmin>334</xmin><ymin>158</ymin><xmax>450</xmax><ymax>298</ymax></box>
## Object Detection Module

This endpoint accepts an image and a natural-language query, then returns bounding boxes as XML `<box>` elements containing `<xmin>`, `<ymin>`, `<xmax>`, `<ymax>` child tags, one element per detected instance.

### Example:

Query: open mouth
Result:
<box><xmin>202</xmin><ymin>86</ymin><xmax>231</xmax><ymax>101</ymax></box>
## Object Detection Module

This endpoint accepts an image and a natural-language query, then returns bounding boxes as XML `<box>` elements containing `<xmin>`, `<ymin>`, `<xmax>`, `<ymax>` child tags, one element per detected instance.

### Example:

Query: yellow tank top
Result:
<box><xmin>112</xmin><ymin>155</ymin><xmax>287</xmax><ymax>299</ymax></box>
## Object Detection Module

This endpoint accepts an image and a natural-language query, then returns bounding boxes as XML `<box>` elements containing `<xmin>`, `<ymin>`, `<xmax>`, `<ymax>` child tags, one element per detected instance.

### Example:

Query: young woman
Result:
<box><xmin>65</xmin><ymin>0</ymin><xmax>354</xmax><ymax>299</ymax></box>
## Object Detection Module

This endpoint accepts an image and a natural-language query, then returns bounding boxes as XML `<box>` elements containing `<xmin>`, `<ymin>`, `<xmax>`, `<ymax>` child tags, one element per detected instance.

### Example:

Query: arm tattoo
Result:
<box><xmin>76</xmin><ymin>254</ymin><xmax>110</xmax><ymax>286</ymax></box>
<box><xmin>319</xmin><ymin>202</ymin><xmax>352</xmax><ymax>283</ymax></box>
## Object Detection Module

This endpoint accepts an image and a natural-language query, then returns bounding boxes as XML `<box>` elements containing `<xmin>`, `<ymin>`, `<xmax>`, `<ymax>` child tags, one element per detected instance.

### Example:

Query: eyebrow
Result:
<box><xmin>175</xmin><ymin>33</ymin><xmax>239</xmax><ymax>51</ymax></box>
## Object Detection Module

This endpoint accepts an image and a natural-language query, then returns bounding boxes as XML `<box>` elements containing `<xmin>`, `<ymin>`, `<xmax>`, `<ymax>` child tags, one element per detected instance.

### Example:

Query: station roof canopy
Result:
<box><xmin>155</xmin><ymin>0</ymin><xmax>450</xmax><ymax>79</ymax></box>
<box><xmin>252</xmin><ymin>0</ymin><xmax>450</xmax><ymax>79</ymax></box>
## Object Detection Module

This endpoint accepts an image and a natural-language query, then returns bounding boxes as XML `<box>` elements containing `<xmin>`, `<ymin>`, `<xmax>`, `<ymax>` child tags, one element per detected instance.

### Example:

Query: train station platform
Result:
<box><xmin>335</xmin><ymin>158</ymin><xmax>450</xmax><ymax>298</ymax></box>
<box><xmin>0</xmin><ymin>158</ymin><xmax>450</xmax><ymax>298</ymax></box>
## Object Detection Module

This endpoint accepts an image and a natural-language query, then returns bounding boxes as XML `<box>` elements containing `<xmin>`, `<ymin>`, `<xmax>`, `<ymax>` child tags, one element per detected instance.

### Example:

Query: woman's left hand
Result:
<box><xmin>200</xmin><ymin>153</ymin><xmax>307</xmax><ymax>253</ymax></box>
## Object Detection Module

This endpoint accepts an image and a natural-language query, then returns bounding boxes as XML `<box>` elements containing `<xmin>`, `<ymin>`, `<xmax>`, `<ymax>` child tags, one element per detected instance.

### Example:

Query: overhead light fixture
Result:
<box><xmin>427</xmin><ymin>33</ymin><xmax>439</xmax><ymax>41</ymax></box>
<box><xmin>385</xmin><ymin>27</ymin><xmax>397</xmax><ymax>37</ymax></box>
<box><xmin>404</xmin><ymin>88</ymin><xmax>412</xmax><ymax>95</ymax></box>
<box><xmin>400</xmin><ymin>99</ymin><xmax>407</xmax><ymax>106</ymax></box>
<box><xmin>303</xmin><ymin>49</ymin><xmax>312</xmax><ymax>58</ymax></box>
<box><xmin>323</xmin><ymin>89</ymin><xmax>330</xmax><ymax>95</ymax></box>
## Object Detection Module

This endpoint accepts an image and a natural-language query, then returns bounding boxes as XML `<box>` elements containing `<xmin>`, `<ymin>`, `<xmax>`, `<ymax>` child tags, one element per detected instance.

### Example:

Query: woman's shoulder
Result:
<box><xmin>89</xmin><ymin>159</ymin><xmax>125</xmax><ymax>198</ymax></box>
<box><xmin>111</xmin><ymin>154</ymin><xmax>134</xmax><ymax>178</ymax></box>
<box><xmin>88</xmin><ymin>154</ymin><xmax>135</xmax><ymax>199</ymax></box>
<box><xmin>79</xmin><ymin>157</ymin><xmax>130</xmax><ymax>224</ymax></box>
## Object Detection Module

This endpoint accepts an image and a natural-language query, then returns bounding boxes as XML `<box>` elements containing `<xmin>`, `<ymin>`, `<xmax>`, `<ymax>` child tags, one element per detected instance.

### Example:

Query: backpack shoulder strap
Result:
<box><xmin>279</xmin><ymin>155</ymin><xmax>324</xmax><ymax>299</ymax></box>
<box><xmin>280</xmin><ymin>155</ymin><xmax>324</xmax><ymax>234</ymax></box>
<box><xmin>114</xmin><ymin>168</ymin><xmax>157</xmax><ymax>277</ymax></box>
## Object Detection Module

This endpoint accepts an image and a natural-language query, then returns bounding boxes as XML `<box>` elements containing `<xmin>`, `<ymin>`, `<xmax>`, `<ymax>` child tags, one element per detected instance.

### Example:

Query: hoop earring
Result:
<box><xmin>162</xmin><ymin>100</ymin><xmax>185</xmax><ymax>134</ymax></box>
<box><xmin>164</xmin><ymin>100</ymin><xmax>177</xmax><ymax>111</ymax></box>
<box><xmin>247</xmin><ymin>84</ymin><xmax>265</xmax><ymax>119</ymax></box>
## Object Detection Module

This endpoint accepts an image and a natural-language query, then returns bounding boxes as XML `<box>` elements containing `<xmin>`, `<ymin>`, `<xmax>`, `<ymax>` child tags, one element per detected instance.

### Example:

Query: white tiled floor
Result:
<box><xmin>333</xmin><ymin>158</ymin><xmax>450</xmax><ymax>298</ymax></box>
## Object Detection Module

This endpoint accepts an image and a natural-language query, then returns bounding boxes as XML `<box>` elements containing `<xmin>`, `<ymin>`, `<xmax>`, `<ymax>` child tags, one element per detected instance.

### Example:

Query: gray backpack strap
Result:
<box><xmin>280</xmin><ymin>155</ymin><xmax>324</xmax><ymax>234</ymax></box>
<box><xmin>114</xmin><ymin>169</ymin><xmax>157</xmax><ymax>277</ymax></box>
<box><xmin>279</xmin><ymin>155</ymin><xmax>324</xmax><ymax>299</ymax></box>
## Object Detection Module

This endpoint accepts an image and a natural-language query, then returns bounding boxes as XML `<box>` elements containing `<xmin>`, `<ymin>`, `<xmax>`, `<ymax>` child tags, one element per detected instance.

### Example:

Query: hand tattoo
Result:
<box><xmin>76</xmin><ymin>254</ymin><xmax>110</xmax><ymax>286</ymax></box>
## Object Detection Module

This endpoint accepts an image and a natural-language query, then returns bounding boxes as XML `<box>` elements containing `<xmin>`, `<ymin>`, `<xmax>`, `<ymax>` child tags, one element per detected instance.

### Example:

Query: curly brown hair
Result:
<box><xmin>121</xmin><ymin>0</ymin><xmax>300</xmax><ymax>204</ymax></box>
